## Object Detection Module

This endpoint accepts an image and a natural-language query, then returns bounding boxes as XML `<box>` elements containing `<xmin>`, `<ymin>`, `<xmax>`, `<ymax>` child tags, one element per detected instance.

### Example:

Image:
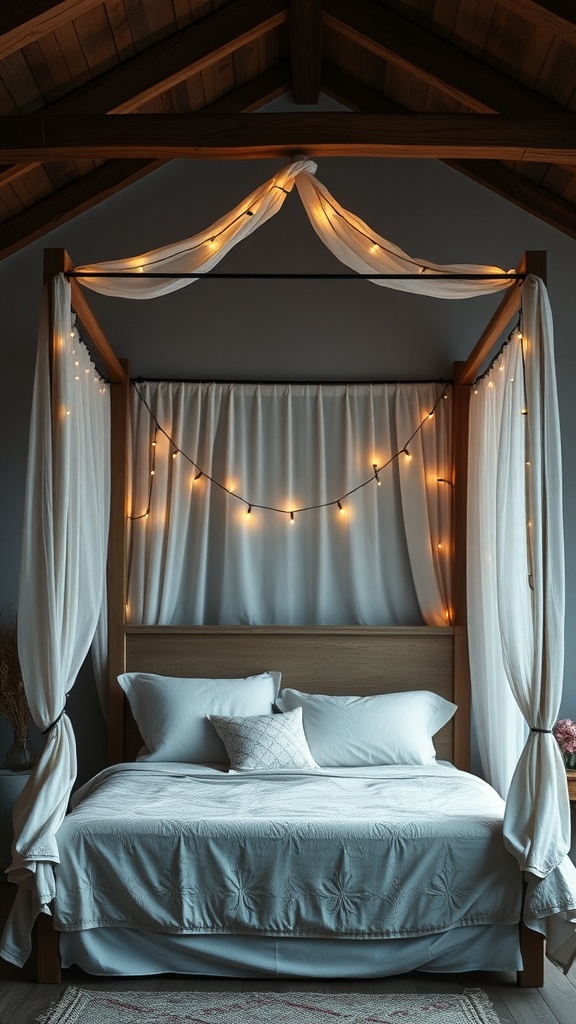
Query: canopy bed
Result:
<box><xmin>1</xmin><ymin>159</ymin><xmax>575</xmax><ymax>988</ymax></box>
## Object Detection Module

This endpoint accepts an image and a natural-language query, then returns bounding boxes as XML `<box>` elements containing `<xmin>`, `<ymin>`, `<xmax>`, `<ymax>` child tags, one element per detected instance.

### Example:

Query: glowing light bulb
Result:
<box><xmin>290</xmin><ymin>511</ymin><xmax>295</xmax><ymax>524</ymax></box>
<box><xmin>338</xmin><ymin>501</ymin><xmax>345</xmax><ymax>515</ymax></box>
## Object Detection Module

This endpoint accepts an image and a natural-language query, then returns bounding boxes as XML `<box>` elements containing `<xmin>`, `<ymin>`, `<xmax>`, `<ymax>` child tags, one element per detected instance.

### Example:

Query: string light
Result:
<box><xmin>130</xmin><ymin>383</ymin><xmax>450</xmax><ymax>523</ymax></box>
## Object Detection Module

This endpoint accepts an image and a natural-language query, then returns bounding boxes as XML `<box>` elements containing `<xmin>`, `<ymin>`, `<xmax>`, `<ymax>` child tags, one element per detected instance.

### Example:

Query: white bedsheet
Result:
<box><xmin>52</xmin><ymin>762</ymin><xmax>549</xmax><ymax>941</ymax></box>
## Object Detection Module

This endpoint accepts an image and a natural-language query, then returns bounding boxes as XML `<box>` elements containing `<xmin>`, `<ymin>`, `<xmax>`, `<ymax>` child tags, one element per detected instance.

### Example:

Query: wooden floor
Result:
<box><xmin>1</xmin><ymin>884</ymin><xmax>575</xmax><ymax>1024</ymax></box>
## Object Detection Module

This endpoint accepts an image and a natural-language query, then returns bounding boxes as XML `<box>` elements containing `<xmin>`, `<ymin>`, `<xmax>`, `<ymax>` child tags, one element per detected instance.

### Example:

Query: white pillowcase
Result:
<box><xmin>118</xmin><ymin>671</ymin><xmax>281</xmax><ymax>764</ymax></box>
<box><xmin>208</xmin><ymin>707</ymin><xmax>318</xmax><ymax>771</ymax></box>
<box><xmin>275</xmin><ymin>689</ymin><xmax>457</xmax><ymax>767</ymax></box>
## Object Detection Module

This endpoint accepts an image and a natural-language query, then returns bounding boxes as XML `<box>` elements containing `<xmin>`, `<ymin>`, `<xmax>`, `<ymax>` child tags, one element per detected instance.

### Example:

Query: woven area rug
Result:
<box><xmin>39</xmin><ymin>987</ymin><xmax>501</xmax><ymax>1024</ymax></box>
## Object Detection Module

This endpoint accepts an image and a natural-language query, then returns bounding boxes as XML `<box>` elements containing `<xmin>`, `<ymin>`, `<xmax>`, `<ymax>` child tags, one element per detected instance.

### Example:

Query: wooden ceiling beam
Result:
<box><xmin>289</xmin><ymin>0</ymin><xmax>322</xmax><ymax>104</ymax></box>
<box><xmin>2</xmin><ymin>113</ymin><xmax>576</xmax><ymax>161</ymax></box>
<box><xmin>0</xmin><ymin>68</ymin><xmax>290</xmax><ymax>263</ymax></box>
<box><xmin>321</xmin><ymin>63</ymin><xmax>576</xmax><ymax>242</ymax></box>
<box><xmin>0</xmin><ymin>1</ymin><xmax>102</xmax><ymax>62</ymax></box>
<box><xmin>323</xmin><ymin>0</ymin><xmax>571</xmax><ymax>120</ymax></box>
<box><xmin>0</xmin><ymin>0</ymin><xmax>288</xmax><ymax>188</ymax></box>
<box><xmin>496</xmin><ymin>0</ymin><xmax>576</xmax><ymax>46</ymax></box>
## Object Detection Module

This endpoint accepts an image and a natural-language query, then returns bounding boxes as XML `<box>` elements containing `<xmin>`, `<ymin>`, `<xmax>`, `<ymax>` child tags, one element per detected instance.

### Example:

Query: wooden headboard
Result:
<box><xmin>118</xmin><ymin>624</ymin><xmax>466</xmax><ymax>767</ymax></box>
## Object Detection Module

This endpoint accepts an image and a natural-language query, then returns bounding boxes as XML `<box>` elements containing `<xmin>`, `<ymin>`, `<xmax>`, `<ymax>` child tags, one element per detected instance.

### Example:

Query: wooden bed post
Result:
<box><xmin>107</xmin><ymin>358</ymin><xmax>130</xmax><ymax>765</ymax></box>
<box><xmin>451</xmin><ymin>360</ymin><xmax>471</xmax><ymax>772</ymax></box>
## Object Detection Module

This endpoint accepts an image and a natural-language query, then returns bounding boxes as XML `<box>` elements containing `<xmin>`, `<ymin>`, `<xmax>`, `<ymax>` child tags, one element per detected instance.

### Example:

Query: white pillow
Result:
<box><xmin>118</xmin><ymin>671</ymin><xmax>281</xmax><ymax>764</ymax></box>
<box><xmin>275</xmin><ymin>689</ymin><xmax>457</xmax><ymax>767</ymax></box>
<box><xmin>208</xmin><ymin>707</ymin><xmax>318</xmax><ymax>771</ymax></box>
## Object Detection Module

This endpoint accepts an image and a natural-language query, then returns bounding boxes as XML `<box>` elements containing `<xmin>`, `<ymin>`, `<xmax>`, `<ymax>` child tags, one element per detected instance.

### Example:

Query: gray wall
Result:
<box><xmin>1</xmin><ymin>148</ymin><xmax>575</xmax><ymax>781</ymax></box>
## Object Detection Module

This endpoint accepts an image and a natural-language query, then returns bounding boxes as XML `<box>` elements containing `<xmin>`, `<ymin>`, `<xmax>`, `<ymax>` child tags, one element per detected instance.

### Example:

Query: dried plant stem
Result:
<box><xmin>0</xmin><ymin>604</ymin><xmax>30</xmax><ymax>737</ymax></box>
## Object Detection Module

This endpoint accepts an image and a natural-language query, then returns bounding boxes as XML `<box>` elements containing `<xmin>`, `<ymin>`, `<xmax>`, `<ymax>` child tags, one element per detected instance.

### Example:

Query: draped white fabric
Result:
<box><xmin>467</xmin><ymin>276</ymin><xmax>576</xmax><ymax>969</ymax></box>
<box><xmin>498</xmin><ymin>279</ymin><xmax>568</xmax><ymax>878</ymax></box>
<box><xmin>74</xmin><ymin>159</ymin><xmax>316</xmax><ymax>299</ymax></box>
<box><xmin>467</xmin><ymin>339</ymin><xmax>529</xmax><ymax>800</ymax></box>
<box><xmin>293</xmin><ymin>170</ymin><xmax>514</xmax><ymax>299</ymax></box>
<box><xmin>0</xmin><ymin>276</ymin><xmax>110</xmax><ymax>968</ymax></box>
<box><xmin>74</xmin><ymin>160</ymin><xmax>515</xmax><ymax>301</ymax></box>
<box><xmin>127</xmin><ymin>382</ymin><xmax>452</xmax><ymax>627</ymax></box>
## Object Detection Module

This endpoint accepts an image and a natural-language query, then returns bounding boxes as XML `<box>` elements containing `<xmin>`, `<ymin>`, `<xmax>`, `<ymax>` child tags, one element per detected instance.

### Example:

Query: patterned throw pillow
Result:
<box><xmin>207</xmin><ymin>707</ymin><xmax>318</xmax><ymax>771</ymax></box>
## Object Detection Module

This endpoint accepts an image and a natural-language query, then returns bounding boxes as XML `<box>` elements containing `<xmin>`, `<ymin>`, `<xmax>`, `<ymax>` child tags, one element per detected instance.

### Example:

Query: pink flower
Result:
<box><xmin>553</xmin><ymin>718</ymin><xmax>576</xmax><ymax>755</ymax></box>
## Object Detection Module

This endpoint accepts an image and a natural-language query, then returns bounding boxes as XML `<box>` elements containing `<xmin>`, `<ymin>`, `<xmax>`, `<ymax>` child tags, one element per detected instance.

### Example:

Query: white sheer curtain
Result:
<box><xmin>127</xmin><ymin>382</ymin><xmax>451</xmax><ymax>627</ymax></box>
<box><xmin>74</xmin><ymin>160</ymin><xmax>515</xmax><ymax>302</ymax></box>
<box><xmin>468</xmin><ymin>338</ymin><xmax>529</xmax><ymax>799</ymax></box>
<box><xmin>468</xmin><ymin>276</ymin><xmax>576</xmax><ymax>969</ymax></box>
<box><xmin>0</xmin><ymin>275</ymin><xmax>110</xmax><ymax>968</ymax></box>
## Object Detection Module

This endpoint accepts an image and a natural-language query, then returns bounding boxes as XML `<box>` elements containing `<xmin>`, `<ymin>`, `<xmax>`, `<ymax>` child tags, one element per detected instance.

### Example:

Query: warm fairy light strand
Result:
<box><xmin>129</xmin><ymin>384</ymin><xmax>450</xmax><ymax>522</ymax></box>
<box><xmin>129</xmin><ymin>424</ymin><xmax>158</xmax><ymax>520</ymax></box>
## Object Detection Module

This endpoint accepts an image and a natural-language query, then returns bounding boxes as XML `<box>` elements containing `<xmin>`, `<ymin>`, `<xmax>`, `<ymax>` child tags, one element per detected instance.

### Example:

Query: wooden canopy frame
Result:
<box><xmin>37</xmin><ymin>245</ymin><xmax>548</xmax><ymax>988</ymax></box>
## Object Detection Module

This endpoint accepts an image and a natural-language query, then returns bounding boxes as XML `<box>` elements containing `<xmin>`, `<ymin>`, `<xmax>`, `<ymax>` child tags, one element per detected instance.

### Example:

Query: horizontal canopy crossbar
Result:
<box><xmin>68</xmin><ymin>271</ymin><xmax>524</xmax><ymax>280</ymax></box>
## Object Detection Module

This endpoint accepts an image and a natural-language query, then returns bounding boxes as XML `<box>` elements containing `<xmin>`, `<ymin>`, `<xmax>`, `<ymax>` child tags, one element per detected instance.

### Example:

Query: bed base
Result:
<box><xmin>35</xmin><ymin>916</ymin><xmax>545</xmax><ymax>987</ymax></box>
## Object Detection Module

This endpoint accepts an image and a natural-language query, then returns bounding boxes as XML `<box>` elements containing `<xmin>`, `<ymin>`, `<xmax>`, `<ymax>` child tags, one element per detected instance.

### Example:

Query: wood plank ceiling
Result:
<box><xmin>1</xmin><ymin>0</ymin><xmax>576</xmax><ymax>261</ymax></box>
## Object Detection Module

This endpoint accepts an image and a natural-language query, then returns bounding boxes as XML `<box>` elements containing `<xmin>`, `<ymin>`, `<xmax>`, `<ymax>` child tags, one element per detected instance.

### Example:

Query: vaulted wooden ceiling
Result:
<box><xmin>1</xmin><ymin>0</ymin><xmax>576</xmax><ymax>262</ymax></box>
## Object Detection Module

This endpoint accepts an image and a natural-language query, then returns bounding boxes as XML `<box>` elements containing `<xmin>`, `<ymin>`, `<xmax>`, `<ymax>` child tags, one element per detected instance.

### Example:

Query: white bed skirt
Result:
<box><xmin>60</xmin><ymin>924</ymin><xmax>521</xmax><ymax>978</ymax></box>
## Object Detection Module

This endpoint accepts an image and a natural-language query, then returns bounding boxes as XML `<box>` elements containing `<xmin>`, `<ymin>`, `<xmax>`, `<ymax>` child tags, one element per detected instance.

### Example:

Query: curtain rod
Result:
<box><xmin>133</xmin><ymin>377</ymin><xmax>452</xmax><ymax>386</ymax></box>
<box><xmin>67</xmin><ymin>271</ymin><xmax>524</xmax><ymax>281</ymax></box>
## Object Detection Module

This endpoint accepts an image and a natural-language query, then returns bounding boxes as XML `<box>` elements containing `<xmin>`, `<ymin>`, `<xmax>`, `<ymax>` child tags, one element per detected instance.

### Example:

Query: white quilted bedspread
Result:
<box><xmin>52</xmin><ymin>763</ymin><xmax>564</xmax><ymax>939</ymax></box>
